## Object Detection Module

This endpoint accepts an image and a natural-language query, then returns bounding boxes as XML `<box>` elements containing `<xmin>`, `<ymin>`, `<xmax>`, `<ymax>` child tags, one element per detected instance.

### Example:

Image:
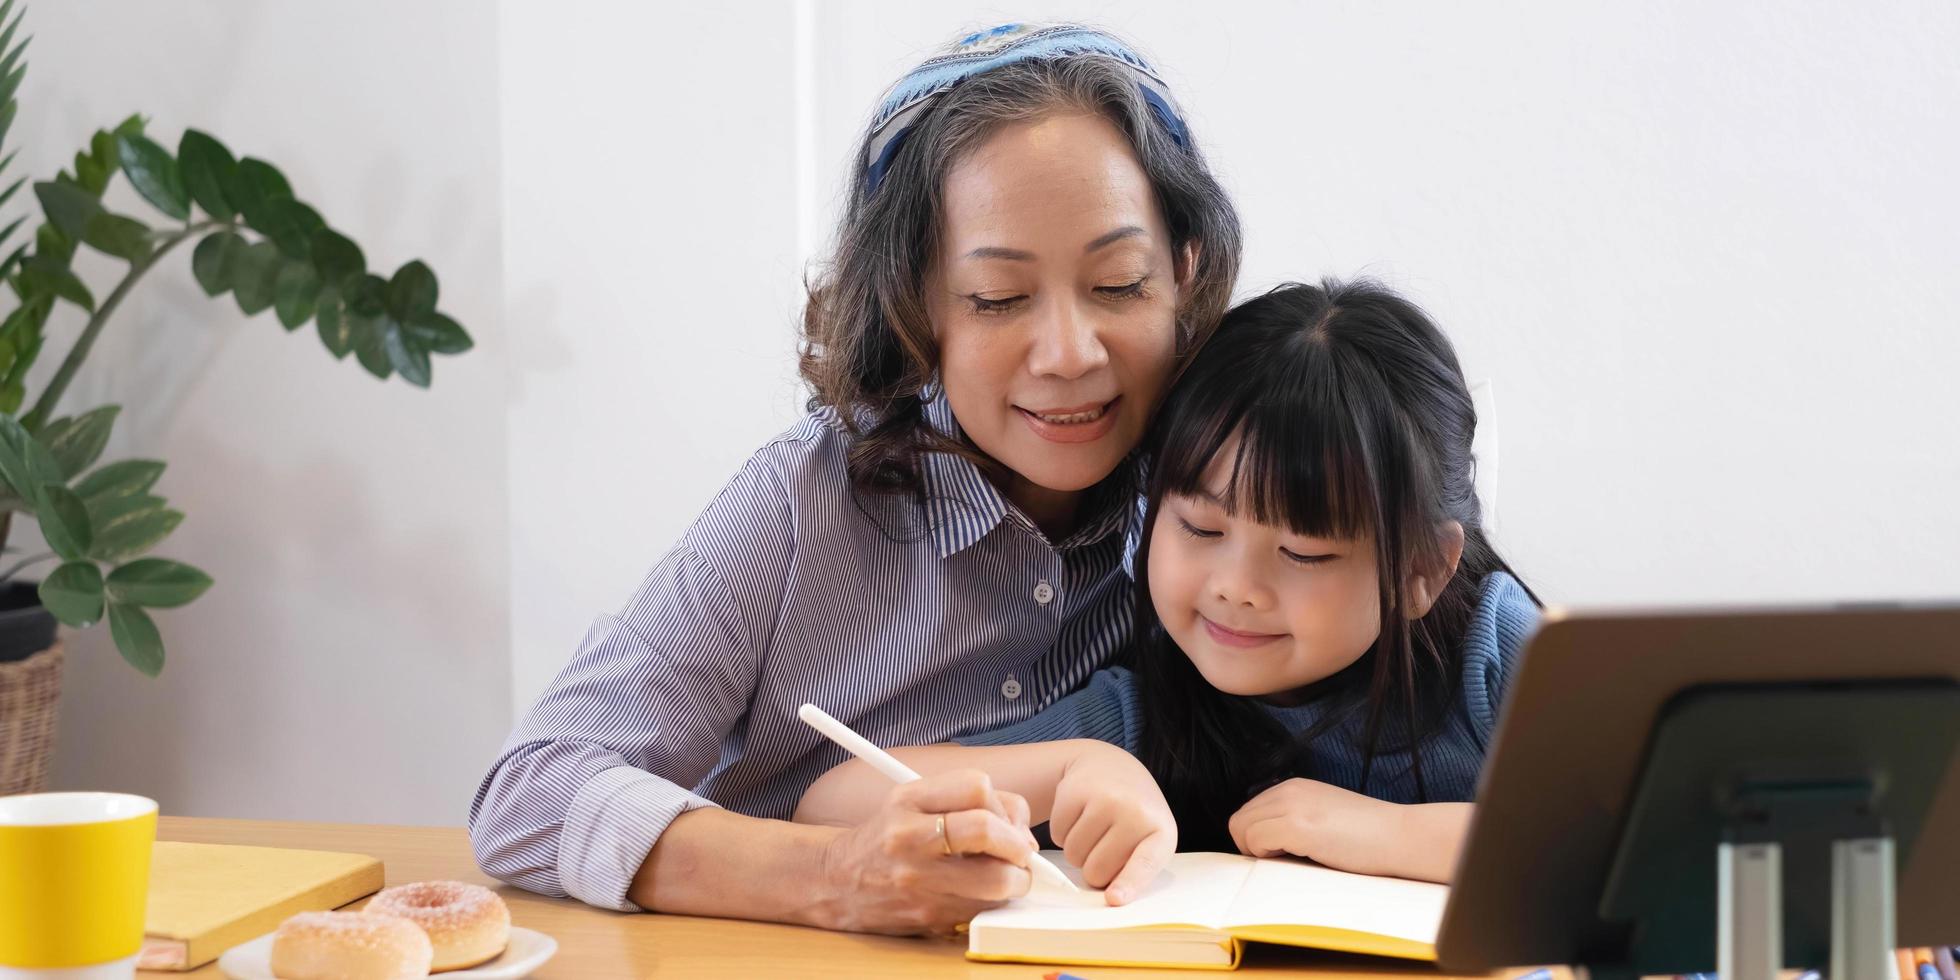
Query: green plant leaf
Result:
<box><xmin>73</xmin><ymin>459</ymin><xmax>165</xmax><ymax>505</ymax></box>
<box><xmin>74</xmin><ymin>149</ymin><xmax>110</xmax><ymax>196</ymax></box>
<box><xmin>178</xmin><ymin>129</ymin><xmax>237</xmax><ymax>220</ymax></box>
<box><xmin>40</xmin><ymin>405</ymin><xmax>119</xmax><ymax>479</ymax></box>
<box><xmin>191</xmin><ymin>230</ymin><xmax>245</xmax><ymax>297</ymax></box>
<box><xmin>113</xmin><ymin>113</ymin><xmax>146</xmax><ymax>138</ymax></box>
<box><xmin>404</xmin><ymin>312</ymin><xmax>473</xmax><ymax>355</ymax></box>
<box><xmin>384</xmin><ymin>260</ymin><xmax>438</xmax><ymax>320</ymax></box>
<box><xmin>0</xmin><ymin>2</ymin><xmax>27</xmax><ymax>82</ymax></box>
<box><xmin>33</xmin><ymin>180</ymin><xmax>100</xmax><ymax>238</ymax></box>
<box><xmin>116</xmin><ymin>133</ymin><xmax>190</xmax><ymax>221</ymax></box>
<box><xmin>89</xmin><ymin>501</ymin><xmax>182</xmax><ymax>564</ymax></box>
<box><xmin>273</xmin><ymin>260</ymin><xmax>319</xmax><ymax>329</ymax></box>
<box><xmin>37</xmin><ymin>561</ymin><xmax>104</xmax><ymax>628</ymax></box>
<box><xmin>229</xmin><ymin>239</ymin><xmax>282</xmax><ymax>316</ymax></box>
<box><xmin>88</xmin><ymin>129</ymin><xmax>118</xmax><ymax>168</ymax></box>
<box><xmin>0</xmin><ymin>215</ymin><xmax>24</xmax><ymax>259</ymax></box>
<box><xmin>81</xmin><ymin>211</ymin><xmax>153</xmax><ymax>262</ymax></box>
<box><xmin>107</xmin><ymin>602</ymin><xmax>163</xmax><ymax>677</ymax></box>
<box><xmin>2</xmin><ymin>332</ymin><xmax>41</xmax><ymax>392</ymax></box>
<box><xmin>18</xmin><ymin>256</ymin><xmax>95</xmax><ymax>312</ymax></box>
<box><xmin>310</xmin><ymin>229</ymin><xmax>364</xmax><ymax>289</ymax></box>
<box><xmin>0</xmin><ymin>239</ymin><xmax>27</xmax><ymax>282</ymax></box>
<box><xmin>0</xmin><ymin>49</ymin><xmax>15</xmax><ymax>103</ymax></box>
<box><xmin>85</xmin><ymin>491</ymin><xmax>164</xmax><ymax>532</ymax></box>
<box><xmin>347</xmin><ymin>273</ymin><xmax>387</xmax><ymax>317</ymax></box>
<box><xmin>0</xmin><ymin>411</ymin><xmax>67</xmax><ymax>506</ymax></box>
<box><xmin>348</xmin><ymin>311</ymin><xmax>392</xmax><ymax>380</ymax></box>
<box><xmin>0</xmin><ymin>62</ymin><xmax>19</xmax><ymax>116</ymax></box>
<box><xmin>53</xmin><ymin>271</ymin><xmax>93</xmax><ymax>311</ymax></box>
<box><xmin>106</xmin><ymin>557</ymin><xmax>212</xmax><ymax>608</ymax></box>
<box><xmin>259</xmin><ymin>199</ymin><xmax>323</xmax><ymax>261</ymax></box>
<box><xmin>382</xmin><ymin>318</ymin><xmax>431</xmax><ymax>387</ymax></box>
<box><xmin>0</xmin><ymin>381</ymin><xmax>20</xmax><ymax>416</ymax></box>
<box><xmin>35</xmin><ymin>221</ymin><xmax>75</xmax><ymax>265</ymax></box>
<box><xmin>315</xmin><ymin>290</ymin><xmax>352</xmax><ymax>359</ymax></box>
<box><xmin>230</xmin><ymin>157</ymin><xmax>292</xmax><ymax>228</ymax></box>
<box><xmin>36</xmin><ymin>484</ymin><xmax>94</xmax><ymax>561</ymax></box>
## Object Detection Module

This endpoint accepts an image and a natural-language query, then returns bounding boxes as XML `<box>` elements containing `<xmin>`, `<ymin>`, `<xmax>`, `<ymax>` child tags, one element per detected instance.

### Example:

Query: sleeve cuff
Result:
<box><xmin>558</xmin><ymin>765</ymin><xmax>721</xmax><ymax>911</ymax></box>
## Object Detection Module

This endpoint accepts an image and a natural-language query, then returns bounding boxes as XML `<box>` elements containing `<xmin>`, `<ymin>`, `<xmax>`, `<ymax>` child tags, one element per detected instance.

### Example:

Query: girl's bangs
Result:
<box><xmin>1154</xmin><ymin>341</ymin><xmax>1380</xmax><ymax>542</ymax></box>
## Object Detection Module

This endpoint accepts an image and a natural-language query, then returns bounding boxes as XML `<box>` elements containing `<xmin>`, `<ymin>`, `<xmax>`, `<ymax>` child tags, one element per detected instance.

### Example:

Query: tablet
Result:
<box><xmin>1435</xmin><ymin>601</ymin><xmax>1960</xmax><ymax>971</ymax></box>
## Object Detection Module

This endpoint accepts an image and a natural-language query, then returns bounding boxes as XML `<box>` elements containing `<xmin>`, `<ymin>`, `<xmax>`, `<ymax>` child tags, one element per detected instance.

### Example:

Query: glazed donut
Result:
<box><xmin>269</xmin><ymin>911</ymin><xmax>432</xmax><ymax>980</ymax></box>
<box><xmin>365</xmin><ymin>880</ymin><xmax>510</xmax><ymax>971</ymax></box>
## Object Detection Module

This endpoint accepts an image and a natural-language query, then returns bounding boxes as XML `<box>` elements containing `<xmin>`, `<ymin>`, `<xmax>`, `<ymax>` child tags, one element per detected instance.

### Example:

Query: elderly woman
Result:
<box><xmin>470</xmin><ymin>23</ymin><xmax>1240</xmax><ymax>935</ymax></box>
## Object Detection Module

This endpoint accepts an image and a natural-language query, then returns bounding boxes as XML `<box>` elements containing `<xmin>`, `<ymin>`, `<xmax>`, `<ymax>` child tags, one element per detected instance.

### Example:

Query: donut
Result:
<box><xmin>270</xmin><ymin>911</ymin><xmax>432</xmax><ymax>980</ymax></box>
<box><xmin>365</xmin><ymin>880</ymin><xmax>510</xmax><ymax>971</ymax></box>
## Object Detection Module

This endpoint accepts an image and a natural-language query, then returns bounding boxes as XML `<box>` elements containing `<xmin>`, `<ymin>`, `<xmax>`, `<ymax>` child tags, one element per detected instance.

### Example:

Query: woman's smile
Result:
<box><xmin>1015</xmin><ymin>396</ymin><xmax>1121</xmax><ymax>444</ymax></box>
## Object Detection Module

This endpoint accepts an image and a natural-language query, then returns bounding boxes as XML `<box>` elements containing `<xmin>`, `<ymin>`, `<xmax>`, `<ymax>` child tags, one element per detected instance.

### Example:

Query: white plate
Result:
<box><xmin>217</xmin><ymin>924</ymin><xmax>557</xmax><ymax>979</ymax></box>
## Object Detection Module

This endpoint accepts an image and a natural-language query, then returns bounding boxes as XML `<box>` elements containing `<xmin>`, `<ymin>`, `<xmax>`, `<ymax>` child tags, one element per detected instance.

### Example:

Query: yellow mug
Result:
<box><xmin>0</xmin><ymin>792</ymin><xmax>157</xmax><ymax>980</ymax></box>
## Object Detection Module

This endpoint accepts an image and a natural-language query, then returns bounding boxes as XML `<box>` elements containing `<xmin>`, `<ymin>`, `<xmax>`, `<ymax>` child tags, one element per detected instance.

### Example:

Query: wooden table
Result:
<box><xmin>153</xmin><ymin>817</ymin><xmax>1508</xmax><ymax>979</ymax></box>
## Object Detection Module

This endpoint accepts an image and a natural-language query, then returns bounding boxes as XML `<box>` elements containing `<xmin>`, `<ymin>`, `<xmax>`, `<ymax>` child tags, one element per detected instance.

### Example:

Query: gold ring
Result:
<box><xmin>937</xmin><ymin>814</ymin><xmax>953</xmax><ymax>856</ymax></box>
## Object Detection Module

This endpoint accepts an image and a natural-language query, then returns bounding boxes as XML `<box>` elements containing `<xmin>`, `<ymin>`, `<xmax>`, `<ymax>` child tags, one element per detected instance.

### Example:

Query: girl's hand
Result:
<box><xmin>1227</xmin><ymin>777</ymin><xmax>1399</xmax><ymax>875</ymax></box>
<box><xmin>1048</xmin><ymin>742</ymin><xmax>1177</xmax><ymax>905</ymax></box>
<box><xmin>815</xmin><ymin>769</ymin><xmax>1040</xmax><ymax>936</ymax></box>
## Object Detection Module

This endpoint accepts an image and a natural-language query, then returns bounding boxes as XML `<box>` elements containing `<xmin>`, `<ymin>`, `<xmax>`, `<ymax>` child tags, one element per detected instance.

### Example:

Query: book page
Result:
<box><xmin>971</xmin><ymin>850</ymin><xmax>1258</xmax><ymax>932</ymax></box>
<box><xmin>1221</xmin><ymin>857</ymin><xmax>1447</xmax><ymax>943</ymax></box>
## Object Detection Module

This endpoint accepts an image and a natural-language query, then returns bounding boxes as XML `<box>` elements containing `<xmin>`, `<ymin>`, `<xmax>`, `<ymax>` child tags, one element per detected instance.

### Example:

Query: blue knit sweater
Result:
<box><xmin>958</xmin><ymin>571</ymin><xmax>1540</xmax><ymax>803</ymax></box>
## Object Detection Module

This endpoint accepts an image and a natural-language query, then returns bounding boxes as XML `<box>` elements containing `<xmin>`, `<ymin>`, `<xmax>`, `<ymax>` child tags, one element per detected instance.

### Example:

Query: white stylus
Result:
<box><xmin>797</xmin><ymin>703</ymin><xmax>1080</xmax><ymax>893</ymax></box>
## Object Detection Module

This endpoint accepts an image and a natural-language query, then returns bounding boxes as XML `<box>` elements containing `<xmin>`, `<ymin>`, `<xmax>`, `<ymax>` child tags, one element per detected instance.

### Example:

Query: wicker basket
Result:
<box><xmin>0</xmin><ymin>640</ymin><xmax>62</xmax><ymax>797</ymax></box>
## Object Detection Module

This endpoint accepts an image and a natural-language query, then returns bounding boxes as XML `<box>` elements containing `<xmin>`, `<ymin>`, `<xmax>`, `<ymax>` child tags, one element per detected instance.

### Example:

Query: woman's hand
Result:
<box><xmin>811</xmin><ymin>769</ymin><xmax>1041</xmax><ymax>936</ymax></box>
<box><xmin>1048</xmin><ymin>742</ymin><xmax>1177</xmax><ymax>905</ymax></box>
<box><xmin>1226</xmin><ymin>778</ymin><xmax>1468</xmax><ymax>883</ymax></box>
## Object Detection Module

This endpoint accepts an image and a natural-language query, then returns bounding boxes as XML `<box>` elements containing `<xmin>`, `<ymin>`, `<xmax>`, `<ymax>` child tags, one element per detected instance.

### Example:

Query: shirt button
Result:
<box><xmin>1001</xmin><ymin>675</ymin><xmax>1023</xmax><ymax>700</ymax></box>
<box><xmin>1033</xmin><ymin>581</ymin><xmax>1055</xmax><ymax>605</ymax></box>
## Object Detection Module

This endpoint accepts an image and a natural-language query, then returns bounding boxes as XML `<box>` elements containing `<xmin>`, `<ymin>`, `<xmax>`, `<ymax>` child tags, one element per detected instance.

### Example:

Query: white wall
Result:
<box><xmin>18</xmin><ymin>1</ymin><xmax>510</xmax><ymax>825</ymax></box>
<box><xmin>15</xmin><ymin>1</ymin><xmax>1957</xmax><ymax>823</ymax></box>
<box><xmin>804</xmin><ymin>1</ymin><xmax>1960</xmax><ymax>610</ymax></box>
<box><xmin>509</xmin><ymin>0</ymin><xmax>1960</xmax><ymax>718</ymax></box>
<box><xmin>500</xmin><ymin>2</ymin><xmax>810</xmax><ymax>716</ymax></box>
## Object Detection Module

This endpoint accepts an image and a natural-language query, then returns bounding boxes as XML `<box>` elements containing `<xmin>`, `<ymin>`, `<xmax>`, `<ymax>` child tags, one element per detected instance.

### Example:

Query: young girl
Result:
<box><xmin>794</xmin><ymin>278</ymin><xmax>1540</xmax><ymax>905</ymax></box>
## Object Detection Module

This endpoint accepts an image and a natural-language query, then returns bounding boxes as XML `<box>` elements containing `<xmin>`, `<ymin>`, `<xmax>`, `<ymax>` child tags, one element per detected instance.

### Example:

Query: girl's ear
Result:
<box><xmin>1176</xmin><ymin>241</ymin><xmax>1200</xmax><ymax>291</ymax></box>
<box><xmin>1405</xmin><ymin>521</ymin><xmax>1466</xmax><ymax>619</ymax></box>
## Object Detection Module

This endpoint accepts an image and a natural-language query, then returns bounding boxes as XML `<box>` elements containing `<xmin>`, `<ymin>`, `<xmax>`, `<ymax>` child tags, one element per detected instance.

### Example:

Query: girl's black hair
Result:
<box><xmin>1130</xmin><ymin>278</ymin><xmax>1537</xmax><ymax>851</ymax></box>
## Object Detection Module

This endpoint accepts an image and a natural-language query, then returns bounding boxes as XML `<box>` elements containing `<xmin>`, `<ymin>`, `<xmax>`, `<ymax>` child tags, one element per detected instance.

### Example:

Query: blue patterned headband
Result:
<box><xmin>862</xmin><ymin>23</ymin><xmax>1192</xmax><ymax>195</ymax></box>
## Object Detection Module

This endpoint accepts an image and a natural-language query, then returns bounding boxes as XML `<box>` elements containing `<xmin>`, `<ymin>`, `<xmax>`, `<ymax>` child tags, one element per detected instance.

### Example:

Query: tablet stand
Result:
<box><xmin>1581</xmin><ymin>680</ymin><xmax>1960</xmax><ymax>980</ymax></box>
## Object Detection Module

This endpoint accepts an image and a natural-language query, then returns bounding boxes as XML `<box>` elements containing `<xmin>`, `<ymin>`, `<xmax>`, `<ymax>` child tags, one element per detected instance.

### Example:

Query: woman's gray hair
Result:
<box><xmin>800</xmin><ymin>53</ymin><xmax>1243</xmax><ymax>496</ymax></box>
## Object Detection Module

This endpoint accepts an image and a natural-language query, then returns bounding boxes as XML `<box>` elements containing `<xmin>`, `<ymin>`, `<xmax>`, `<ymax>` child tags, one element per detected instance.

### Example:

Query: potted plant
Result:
<box><xmin>0</xmin><ymin>0</ymin><xmax>474</xmax><ymax>795</ymax></box>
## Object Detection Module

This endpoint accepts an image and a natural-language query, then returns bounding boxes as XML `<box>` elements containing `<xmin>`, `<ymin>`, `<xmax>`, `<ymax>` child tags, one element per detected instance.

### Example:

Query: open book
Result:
<box><xmin>968</xmin><ymin>851</ymin><xmax>1446</xmax><ymax>970</ymax></box>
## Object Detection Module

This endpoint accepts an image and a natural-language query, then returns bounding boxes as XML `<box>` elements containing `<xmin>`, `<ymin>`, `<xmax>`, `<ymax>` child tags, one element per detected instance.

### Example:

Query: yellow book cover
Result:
<box><xmin>967</xmin><ymin>851</ymin><xmax>1445</xmax><ymax>970</ymax></box>
<box><xmin>137</xmin><ymin>841</ymin><xmax>384</xmax><ymax>971</ymax></box>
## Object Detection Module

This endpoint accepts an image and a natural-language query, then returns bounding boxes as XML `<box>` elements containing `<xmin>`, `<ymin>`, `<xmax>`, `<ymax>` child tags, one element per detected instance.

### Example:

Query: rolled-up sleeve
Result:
<box><xmin>469</xmin><ymin>459</ymin><xmax>788</xmax><ymax>911</ymax></box>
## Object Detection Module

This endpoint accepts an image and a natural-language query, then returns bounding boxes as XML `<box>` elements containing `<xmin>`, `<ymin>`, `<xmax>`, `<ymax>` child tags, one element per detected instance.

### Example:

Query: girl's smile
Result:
<box><xmin>1198</xmin><ymin>614</ymin><xmax>1288</xmax><ymax>649</ymax></box>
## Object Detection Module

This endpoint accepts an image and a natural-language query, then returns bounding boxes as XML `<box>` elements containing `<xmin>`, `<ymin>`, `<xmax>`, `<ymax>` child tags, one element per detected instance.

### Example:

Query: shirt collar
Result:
<box><xmin>918</xmin><ymin>391</ymin><xmax>1009</xmax><ymax>558</ymax></box>
<box><xmin>916</xmin><ymin>387</ymin><xmax>1143</xmax><ymax>559</ymax></box>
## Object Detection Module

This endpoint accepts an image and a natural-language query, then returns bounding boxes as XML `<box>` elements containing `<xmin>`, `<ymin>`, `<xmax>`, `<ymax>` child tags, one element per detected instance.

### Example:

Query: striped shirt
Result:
<box><xmin>468</xmin><ymin>394</ymin><xmax>1139</xmax><ymax>911</ymax></box>
<box><xmin>956</xmin><ymin>571</ymin><xmax>1541</xmax><ymax>804</ymax></box>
